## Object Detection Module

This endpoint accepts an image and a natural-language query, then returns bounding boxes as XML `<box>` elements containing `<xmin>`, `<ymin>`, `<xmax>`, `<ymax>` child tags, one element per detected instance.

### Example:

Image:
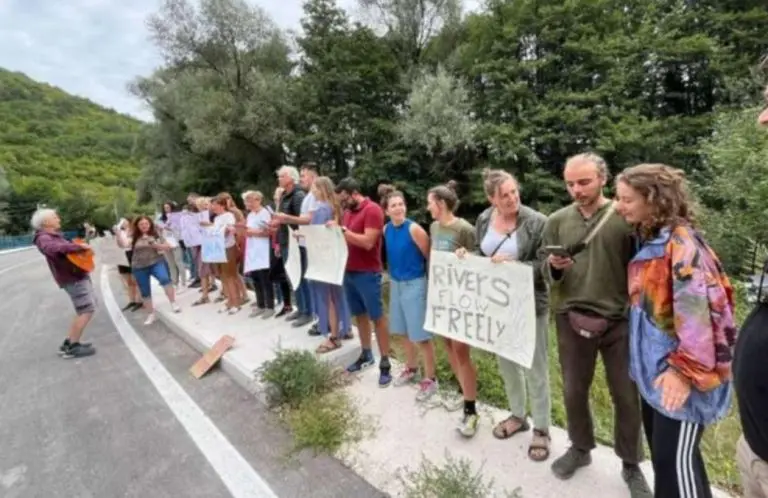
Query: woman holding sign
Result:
<box><xmin>210</xmin><ymin>195</ymin><xmax>243</xmax><ymax>314</ymax></box>
<box><xmin>459</xmin><ymin>169</ymin><xmax>553</xmax><ymax>461</ymax></box>
<box><xmin>427</xmin><ymin>181</ymin><xmax>481</xmax><ymax>438</ymax></box>
<box><xmin>309</xmin><ymin>177</ymin><xmax>352</xmax><ymax>352</ymax></box>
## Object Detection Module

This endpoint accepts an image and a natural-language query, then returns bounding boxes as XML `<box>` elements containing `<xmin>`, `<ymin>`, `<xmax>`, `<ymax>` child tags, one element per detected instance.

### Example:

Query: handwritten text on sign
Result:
<box><xmin>424</xmin><ymin>251</ymin><xmax>537</xmax><ymax>369</ymax></box>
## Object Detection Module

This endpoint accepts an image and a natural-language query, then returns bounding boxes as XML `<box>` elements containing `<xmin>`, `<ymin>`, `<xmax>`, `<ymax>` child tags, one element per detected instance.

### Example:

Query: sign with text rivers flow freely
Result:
<box><xmin>424</xmin><ymin>251</ymin><xmax>536</xmax><ymax>369</ymax></box>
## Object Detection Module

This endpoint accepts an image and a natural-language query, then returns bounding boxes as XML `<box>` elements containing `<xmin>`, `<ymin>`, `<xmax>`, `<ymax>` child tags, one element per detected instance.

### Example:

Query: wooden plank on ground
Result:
<box><xmin>190</xmin><ymin>335</ymin><xmax>235</xmax><ymax>379</ymax></box>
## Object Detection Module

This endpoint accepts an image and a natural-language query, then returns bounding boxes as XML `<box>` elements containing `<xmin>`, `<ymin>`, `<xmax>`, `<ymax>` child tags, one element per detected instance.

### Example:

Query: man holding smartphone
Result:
<box><xmin>541</xmin><ymin>153</ymin><xmax>650</xmax><ymax>498</ymax></box>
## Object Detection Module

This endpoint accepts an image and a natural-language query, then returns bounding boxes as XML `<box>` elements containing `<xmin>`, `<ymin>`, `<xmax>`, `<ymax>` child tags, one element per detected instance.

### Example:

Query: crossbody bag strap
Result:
<box><xmin>582</xmin><ymin>201</ymin><xmax>617</xmax><ymax>246</ymax></box>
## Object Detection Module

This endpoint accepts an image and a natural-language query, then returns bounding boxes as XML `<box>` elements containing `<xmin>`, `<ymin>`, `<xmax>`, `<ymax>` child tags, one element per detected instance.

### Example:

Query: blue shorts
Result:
<box><xmin>133</xmin><ymin>261</ymin><xmax>172</xmax><ymax>299</ymax></box>
<box><xmin>343</xmin><ymin>271</ymin><xmax>383</xmax><ymax>320</ymax></box>
<box><xmin>389</xmin><ymin>277</ymin><xmax>431</xmax><ymax>343</ymax></box>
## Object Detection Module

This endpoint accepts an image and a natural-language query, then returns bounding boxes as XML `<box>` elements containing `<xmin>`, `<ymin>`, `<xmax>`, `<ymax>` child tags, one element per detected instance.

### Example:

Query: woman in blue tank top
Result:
<box><xmin>380</xmin><ymin>185</ymin><xmax>437</xmax><ymax>402</ymax></box>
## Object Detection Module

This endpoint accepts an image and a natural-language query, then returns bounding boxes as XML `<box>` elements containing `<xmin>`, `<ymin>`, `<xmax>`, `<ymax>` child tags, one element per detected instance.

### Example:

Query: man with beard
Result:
<box><xmin>541</xmin><ymin>153</ymin><xmax>650</xmax><ymax>497</ymax></box>
<box><xmin>333</xmin><ymin>177</ymin><xmax>392</xmax><ymax>387</ymax></box>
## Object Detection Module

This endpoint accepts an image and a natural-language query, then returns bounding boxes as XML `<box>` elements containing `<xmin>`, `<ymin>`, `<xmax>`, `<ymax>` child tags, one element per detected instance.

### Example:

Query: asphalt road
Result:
<box><xmin>0</xmin><ymin>245</ymin><xmax>384</xmax><ymax>498</ymax></box>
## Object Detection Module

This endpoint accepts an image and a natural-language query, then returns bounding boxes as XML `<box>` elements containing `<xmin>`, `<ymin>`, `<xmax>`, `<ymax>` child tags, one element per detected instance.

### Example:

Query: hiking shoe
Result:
<box><xmin>415</xmin><ymin>378</ymin><xmax>438</xmax><ymax>402</ymax></box>
<box><xmin>622</xmin><ymin>465</ymin><xmax>652</xmax><ymax>498</ymax></box>
<box><xmin>394</xmin><ymin>368</ymin><xmax>419</xmax><ymax>387</ymax></box>
<box><xmin>59</xmin><ymin>341</ymin><xmax>92</xmax><ymax>356</ymax></box>
<box><xmin>291</xmin><ymin>315</ymin><xmax>313</xmax><ymax>327</ymax></box>
<box><xmin>378</xmin><ymin>369</ymin><xmax>392</xmax><ymax>388</ymax></box>
<box><xmin>260</xmin><ymin>309</ymin><xmax>275</xmax><ymax>319</ymax></box>
<box><xmin>249</xmin><ymin>307</ymin><xmax>265</xmax><ymax>318</ymax></box>
<box><xmin>378</xmin><ymin>356</ymin><xmax>392</xmax><ymax>387</ymax></box>
<box><xmin>551</xmin><ymin>447</ymin><xmax>592</xmax><ymax>480</ymax></box>
<box><xmin>275</xmin><ymin>307</ymin><xmax>292</xmax><ymax>318</ymax></box>
<box><xmin>456</xmin><ymin>413</ymin><xmax>479</xmax><ymax>438</ymax></box>
<box><xmin>346</xmin><ymin>352</ymin><xmax>375</xmax><ymax>373</ymax></box>
<box><xmin>61</xmin><ymin>343</ymin><xmax>96</xmax><ymax>359</ymax></box>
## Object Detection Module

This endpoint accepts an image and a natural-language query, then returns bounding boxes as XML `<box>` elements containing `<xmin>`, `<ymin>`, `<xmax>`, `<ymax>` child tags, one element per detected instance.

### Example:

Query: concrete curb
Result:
<box><xmin>153</xmin><ymin>290</ymin><xmax>363</xmax><ymax>407</ymax></box>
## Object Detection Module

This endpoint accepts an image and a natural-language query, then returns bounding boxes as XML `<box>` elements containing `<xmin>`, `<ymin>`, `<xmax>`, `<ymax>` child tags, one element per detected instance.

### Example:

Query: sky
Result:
<box><xmin>0</xmin><ymin>0</ymin><xmax>478</xmax><ymax>122</ymax></box>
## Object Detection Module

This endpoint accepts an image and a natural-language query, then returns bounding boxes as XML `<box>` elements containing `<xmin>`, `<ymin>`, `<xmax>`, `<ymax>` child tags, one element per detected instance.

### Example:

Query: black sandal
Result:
<box><xmin>492</xmin><ymin>414</ymin><xmax>530</xmax><ymax>440</ymax></box>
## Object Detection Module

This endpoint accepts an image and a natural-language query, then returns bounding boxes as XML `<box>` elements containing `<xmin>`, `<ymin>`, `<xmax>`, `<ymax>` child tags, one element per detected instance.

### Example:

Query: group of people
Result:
<box><xmin>33</xmin><ymin>101</ymin><xmax>768</xmax><ymax>498</ymax></box>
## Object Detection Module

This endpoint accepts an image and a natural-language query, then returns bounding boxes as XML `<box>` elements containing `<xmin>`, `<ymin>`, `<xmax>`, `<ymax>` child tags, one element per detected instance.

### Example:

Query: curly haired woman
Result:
<box><xmin>615</xmin><ymin>163</ymin><xmax>736</xmax><ymax>498</ymax></box>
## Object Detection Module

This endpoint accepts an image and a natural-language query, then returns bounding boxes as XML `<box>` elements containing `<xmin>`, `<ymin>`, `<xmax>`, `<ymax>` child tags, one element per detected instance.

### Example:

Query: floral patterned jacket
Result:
<box><xmin>627</xmin><ymin>224</ymin><xmax>737</xmax><ymax>425</ymax></box>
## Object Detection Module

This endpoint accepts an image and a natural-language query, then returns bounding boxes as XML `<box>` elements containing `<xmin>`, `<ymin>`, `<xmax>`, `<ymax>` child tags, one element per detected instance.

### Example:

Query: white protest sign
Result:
<box><xmin>424</xmin><ymin>251</ymin><xmax>537</xmax><ymax>369</ymax></box>
<box><xmin>299</xmin><ymin>225</ymin><xmax>348</xmax><ymax>286</ymax></box>
<box><xmin>284</xmin><ymin>226</ymin><xmax>302</xmax><ymax>291</ymax></box>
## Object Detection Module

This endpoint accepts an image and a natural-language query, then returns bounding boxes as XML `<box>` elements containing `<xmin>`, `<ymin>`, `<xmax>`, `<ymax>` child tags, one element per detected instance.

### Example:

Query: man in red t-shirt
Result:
<box><xmin>334</xmin><ymin>177</ymin><xmax>392</xmax><ymax>387</ymax></box>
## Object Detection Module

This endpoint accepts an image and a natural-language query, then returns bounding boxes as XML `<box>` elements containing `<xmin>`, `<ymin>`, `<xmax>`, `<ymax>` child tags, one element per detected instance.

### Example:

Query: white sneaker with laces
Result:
<box><xmin>171</xmin><ymin>302</ymin><xmax>181</xmax><ymax>313</ymax></box>
<box><xmin>144</xmin><ymin>313</ymin><xmax>157</xmax><ymax>325</ymax></box>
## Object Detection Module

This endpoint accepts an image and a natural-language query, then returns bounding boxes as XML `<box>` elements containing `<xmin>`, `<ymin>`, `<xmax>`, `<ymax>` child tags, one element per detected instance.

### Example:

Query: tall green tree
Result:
<box><xmin>131</xmin><ymin>0</ymin><xmax>294</xmax><ymax>201</ymax></box>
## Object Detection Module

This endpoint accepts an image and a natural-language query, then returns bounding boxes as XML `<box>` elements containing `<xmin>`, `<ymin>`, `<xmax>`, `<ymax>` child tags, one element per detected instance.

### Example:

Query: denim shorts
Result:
<box><xmin>133</xmin><ymin>260</ymin><xmax>172</xmax><ymax>298</ymax></box>
<box><xmin>389</xmin><ymin>276</ymin><xmax>431</xmax><ymax>343</ymax></box>
<box><xmin>343</xmin><ymin>271</ymin><xmax>383</xmax><ymax>320</ymax></box>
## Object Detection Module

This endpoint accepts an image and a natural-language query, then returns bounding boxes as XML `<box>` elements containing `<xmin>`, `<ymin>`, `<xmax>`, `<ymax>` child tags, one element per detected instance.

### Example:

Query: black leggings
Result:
<box><xmin>642</xmin><ymin>399</ymin><xmax>712</xmax><ymax>498</ymax></box>
<box><xmin>248</xmin><ymin>269</ymin><xmax>274</xmax><ymax>309</ymax></box>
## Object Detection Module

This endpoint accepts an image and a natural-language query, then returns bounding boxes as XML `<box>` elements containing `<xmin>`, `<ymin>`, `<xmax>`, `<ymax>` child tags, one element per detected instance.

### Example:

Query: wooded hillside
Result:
<box><xmin>0</xmin><ymin>68</ymin><xmax>144</xmax><ymax>233</ymax></box>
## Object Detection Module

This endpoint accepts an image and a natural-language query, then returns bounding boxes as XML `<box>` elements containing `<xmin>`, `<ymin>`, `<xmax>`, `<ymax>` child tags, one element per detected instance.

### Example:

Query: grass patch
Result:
<box><xmin>398</xmin><ymin>452</ymin><xmax>523</xmax><ymax>498</ymax></box>
<box><xmin>258</xmin><ymin>349</ymin><xmax>364</xmax><ymax>455</ymax></box>
<box><xmin>385</xmin><ymin>279</ymin><xmax>749</xmax><ymax>495</ymax></box>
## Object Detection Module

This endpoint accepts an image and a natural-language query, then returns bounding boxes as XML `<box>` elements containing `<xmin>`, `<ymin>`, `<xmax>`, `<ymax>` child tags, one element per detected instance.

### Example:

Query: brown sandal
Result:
<box><xmin>528</xmin><ymin>429</ymin><xmax>551</xmax><ymax>462</ymax></box>
<box><xmin>316</xmin><ymin>337</ymin><xmax>342</xmax><ymax>354</ymax></box>
<box><xmin>492</xmin><ymin>414</ymin><xmax>530</xmax><ymax>440</ymax></box>
<box><xmin>192</xmin><ymin>297</ymin><xmax>210</xmax><ymax>306</ymax></box>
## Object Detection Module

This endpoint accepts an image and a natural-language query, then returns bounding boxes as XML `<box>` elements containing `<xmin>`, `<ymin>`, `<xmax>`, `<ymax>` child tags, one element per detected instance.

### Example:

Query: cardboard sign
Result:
<box><xmin>190</xmin><ymin>335</ymin><xmax>235</xmax><ymax>379</ymax></box>
<box><xmin>424</xmin><ymin>251</ymin><xmax>537</xmax><ymax>369</ymax></box>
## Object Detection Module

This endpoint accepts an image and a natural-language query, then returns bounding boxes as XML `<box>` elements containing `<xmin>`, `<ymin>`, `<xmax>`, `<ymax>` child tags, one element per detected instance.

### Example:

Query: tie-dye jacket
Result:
<box><xmin>627</xmin><ymin>224</ymin><xmax>737</xmax><ymax>425</ymax></box>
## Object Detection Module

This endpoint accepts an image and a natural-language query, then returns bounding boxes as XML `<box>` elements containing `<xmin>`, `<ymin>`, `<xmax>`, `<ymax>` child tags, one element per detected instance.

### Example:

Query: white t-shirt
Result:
<box><xmin>214</xmin><ymin>211</ymin><xmax>237</xmax><ymax>248</ymax></box>
<box><xmin>243</xmin><ymin>209</ymin><xmax>272</xmax><ymax>273</ymax></box>
<box><xmin>299</xmin><ymin>192</ymin><xmax>318</xmax><ymax>248</ymax></box>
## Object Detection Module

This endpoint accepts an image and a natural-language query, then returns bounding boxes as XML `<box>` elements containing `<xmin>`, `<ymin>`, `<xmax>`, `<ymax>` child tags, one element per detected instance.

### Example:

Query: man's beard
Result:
<box><xmin>343</xmin><ymin>199</ymin><xmax>358</xmax><ymax>210</ymax></box>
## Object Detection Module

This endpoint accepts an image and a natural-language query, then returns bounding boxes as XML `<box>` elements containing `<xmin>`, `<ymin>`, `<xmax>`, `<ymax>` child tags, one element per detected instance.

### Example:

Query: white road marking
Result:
<box><xmin>0</xmin><ymin>258</ymin><xmax>38</xmax><ymax>277</ymax></box>
<box><xmin>100</xmin><ymin>269</ymin><xmax>279</xmax><ymax>498</ymax></box>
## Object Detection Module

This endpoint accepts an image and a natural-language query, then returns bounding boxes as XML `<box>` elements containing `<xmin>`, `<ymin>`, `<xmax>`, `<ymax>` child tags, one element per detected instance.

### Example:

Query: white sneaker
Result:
<box><xmin>144</xmin><ymin>313</ymin><xmax>157</xmax><ymax>325</ymax></box>
<box><xmin>171</xmin><ymin>303</ymin><xmax>181</xmax><ymax>313</ymax></box>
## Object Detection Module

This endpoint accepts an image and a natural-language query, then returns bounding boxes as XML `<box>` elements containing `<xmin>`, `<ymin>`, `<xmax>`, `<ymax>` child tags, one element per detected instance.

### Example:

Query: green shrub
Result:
<box><xmin>399</xmin><ymin>452</ymin><xmax>523</xmax><ymax>498</ymax></box>
<box><xmin>288</xmin><ymin>391</ymin><xmax>366</xmax><ymax>455</ymax></box>
<box><xmin>257</xmin><ymin>349</ymin><xmax>338</xmax><ymax>408</ymax></box>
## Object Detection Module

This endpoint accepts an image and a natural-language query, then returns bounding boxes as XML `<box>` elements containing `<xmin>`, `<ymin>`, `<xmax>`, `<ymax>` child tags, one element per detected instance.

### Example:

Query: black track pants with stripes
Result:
<box><xmin>642</xmin><ymin>399</ymin><xmax>713</xmax><ymax>498</ymax></box>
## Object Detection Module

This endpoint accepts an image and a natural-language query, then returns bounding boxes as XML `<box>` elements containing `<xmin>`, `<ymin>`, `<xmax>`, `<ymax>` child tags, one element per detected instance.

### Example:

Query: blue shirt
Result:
<box><xmin>384</xmin><ymin>219</ymin><xmax>426</xmax><ymax>281</ymax></box>
<box><xmin>311</xmin><ymin>202</ymin><xmax>333</xmax><ymax>225</ymax></box>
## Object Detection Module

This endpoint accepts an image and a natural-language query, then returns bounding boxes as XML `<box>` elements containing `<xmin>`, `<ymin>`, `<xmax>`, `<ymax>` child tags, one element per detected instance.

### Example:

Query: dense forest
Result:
<box><xmin>0</xmin><ymin>68</ymin><xmax>145</xmax><ymax>234</ymax></box>
<box><xmin>133</xmin><ymin>0</ymin><xmax>768</xmax><ymax>276</ymax></box>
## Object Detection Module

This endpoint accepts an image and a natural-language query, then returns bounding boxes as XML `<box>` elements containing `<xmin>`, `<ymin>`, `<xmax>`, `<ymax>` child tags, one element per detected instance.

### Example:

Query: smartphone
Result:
<box><xmin>543</xmin><ymin>245</ymin><xmax>571</xmax><ymax>258</ymax></box>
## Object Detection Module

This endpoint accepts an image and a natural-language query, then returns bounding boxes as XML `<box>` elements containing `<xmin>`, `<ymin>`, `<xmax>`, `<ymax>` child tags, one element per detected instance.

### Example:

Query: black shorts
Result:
<box><xmin>118</xmin><ymin>250</ymin><xmax>133</xmax><ymax>275</ymax></box>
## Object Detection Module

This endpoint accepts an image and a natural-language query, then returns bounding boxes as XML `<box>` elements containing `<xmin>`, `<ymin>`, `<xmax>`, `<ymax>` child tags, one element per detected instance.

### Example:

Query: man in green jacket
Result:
<box><xmin>541</xmin><ymin>153</ymin><xmax>650</xmax><ymax>497</ymax></box>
